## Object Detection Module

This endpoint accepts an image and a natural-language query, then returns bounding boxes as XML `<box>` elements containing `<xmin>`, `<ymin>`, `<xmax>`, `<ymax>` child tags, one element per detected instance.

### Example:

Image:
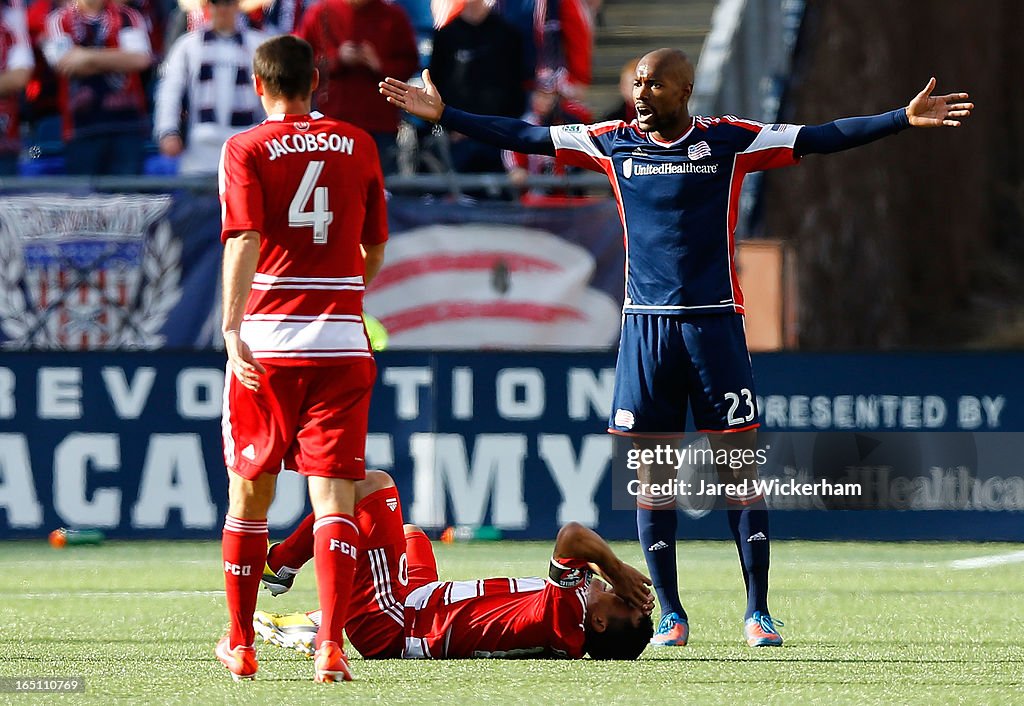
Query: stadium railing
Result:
<box><xmin>0</xmin><ymin>173</ymin><xmax>614</xmax><ymax>198</ymax></box>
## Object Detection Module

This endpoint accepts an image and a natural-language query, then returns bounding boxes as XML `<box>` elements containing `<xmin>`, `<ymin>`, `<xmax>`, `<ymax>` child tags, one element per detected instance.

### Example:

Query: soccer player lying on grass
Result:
<box><xmin>257</xmin><ymin>470</ymin><xmax>655</xmax><ymax>660</ymax></box>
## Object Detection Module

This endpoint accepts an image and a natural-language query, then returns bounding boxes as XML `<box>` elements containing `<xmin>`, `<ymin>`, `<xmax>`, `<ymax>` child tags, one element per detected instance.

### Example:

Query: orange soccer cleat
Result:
<box><xmin>650</xmin><ymin>611</ymin><xmax>689</xmax><ymax>647</ymax></box>
<box><xmin>313</xmin><ymin>640</ymin><xmax>354</xmax><ymax>683</ymax></box>
<box><xmin>215</xmin><ymin>636</ymin><xmax>259</xmax><ymax>681</ymax></box>
<box><xmin>744</xmin><ymin>611</ymin><xmax>784</xmax><ymax>647</ymax></box>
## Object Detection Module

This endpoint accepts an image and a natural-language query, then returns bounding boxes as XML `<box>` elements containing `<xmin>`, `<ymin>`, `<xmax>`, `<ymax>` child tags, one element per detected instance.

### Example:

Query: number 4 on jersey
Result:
<box><xmin>289</xmin><ymin>160</ymin><xmax>334</xmax><ymax>243</ymax></box>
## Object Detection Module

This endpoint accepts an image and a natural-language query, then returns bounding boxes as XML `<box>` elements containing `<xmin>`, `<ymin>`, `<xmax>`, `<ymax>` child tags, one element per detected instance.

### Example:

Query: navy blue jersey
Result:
<box><xmin>551</xmin><ymin>116</ymin><xmax>803</xmax><ymax>315</ymax></box>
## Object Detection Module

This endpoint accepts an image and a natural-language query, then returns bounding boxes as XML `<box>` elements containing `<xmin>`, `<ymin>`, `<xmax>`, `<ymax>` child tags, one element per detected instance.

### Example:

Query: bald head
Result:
<box><xmin>637</xmin><ymin>49</ymin><xmax>694</xmax><ymax>89</ymax></box>
<box><xmin>632</xmin><ymin>48</ymin><xmax>695</xmax><ymax>139</ymax></box>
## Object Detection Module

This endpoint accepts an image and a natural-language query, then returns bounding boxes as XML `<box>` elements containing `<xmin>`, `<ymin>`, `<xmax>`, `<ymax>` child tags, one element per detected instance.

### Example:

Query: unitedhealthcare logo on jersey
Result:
<box><xmin>622</xmin><ymin>141</ymin><xmax>718</xmax><ymax>179</ymax></box>
<box><xmin>0</xmin><ymin>195</ymin><xmax>181</xmax><ymax>349</ymax></box>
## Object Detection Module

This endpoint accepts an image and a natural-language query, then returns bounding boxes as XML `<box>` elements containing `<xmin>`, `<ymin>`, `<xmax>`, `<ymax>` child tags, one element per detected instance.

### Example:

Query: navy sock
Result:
<box><xmin>637</xmin><ymin>505</ymin><xmax>686</xmax><ymax>620</ymax></box>
<box><xmin>727</xmin><ymin>497</ymin><xmax>771</xmax><ymax>619</ymax></box>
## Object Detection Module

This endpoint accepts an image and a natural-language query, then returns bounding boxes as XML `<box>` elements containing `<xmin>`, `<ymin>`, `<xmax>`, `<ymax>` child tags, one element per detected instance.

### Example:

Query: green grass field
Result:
<box><xmin>1</xmin><ymin>539</ymin><xmax>1022</xmax><ymax>705</ymax></box>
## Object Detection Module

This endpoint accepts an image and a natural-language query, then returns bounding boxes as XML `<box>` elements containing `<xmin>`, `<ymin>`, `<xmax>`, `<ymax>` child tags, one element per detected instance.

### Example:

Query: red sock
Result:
<box><xmin>268</xmin><ymin>512</ymin><xmax>315</xmax><ymax>574</ymax></box>
<box><xmin>404</xmin><ymin>527</ymin><xmax>439</xmax><ymax>586</ymax></box>
<box><xmin>222</xmin><ymin>515</ymin><xmax>268</xmax><ymax>648</ymax></box>
<box><xmin>354</xmin><ymin>486</ymin><xmax>405</xmax><ymax>544</ymax></box>
<box><xmin>313</xmin><ymin>514</ymin><xmax>359</xmax><ymax>648</ymax></box>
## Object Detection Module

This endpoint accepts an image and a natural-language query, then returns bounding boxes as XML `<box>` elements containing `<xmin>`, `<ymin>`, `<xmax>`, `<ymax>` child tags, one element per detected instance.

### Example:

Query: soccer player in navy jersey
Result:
<box><xmin>379</xmin><ymin>48</ymin><xmax>972</xmax><ymax>648</ymax></box>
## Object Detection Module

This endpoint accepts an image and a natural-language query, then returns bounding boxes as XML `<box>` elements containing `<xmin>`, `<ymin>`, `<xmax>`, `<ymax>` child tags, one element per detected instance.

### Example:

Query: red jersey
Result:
<box><xmin>402</xmin><ymin>557</ymin><xmax>591</xmax><ymax>659</ymax></box>
<box><xmin>218</xmin><ymin>110</ymin><xmax>388</xmax><ymax>364</ymax></box>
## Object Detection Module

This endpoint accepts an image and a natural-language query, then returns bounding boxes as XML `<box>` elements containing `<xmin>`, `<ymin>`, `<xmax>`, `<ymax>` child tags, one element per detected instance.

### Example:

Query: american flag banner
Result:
<box><xmin>366</xmin><ymin>197</ymin><xmax>626</xmax><ymax>350</ymax></box>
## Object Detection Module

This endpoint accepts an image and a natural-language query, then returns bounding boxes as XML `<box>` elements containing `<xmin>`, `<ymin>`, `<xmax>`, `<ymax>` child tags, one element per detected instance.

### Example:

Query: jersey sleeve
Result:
<box><xmin>2</xmin><ymin>3</ymin><xmax>33</xmax><ymax>71</ymax></box>
<box><xmin>549</xmin><ymin>121</ymin><xmax>621</xmax><ymax>174</ymax></box>
<box><xmin>545</xmin><ymin>558</ymin><xmax>590</xmax><ymax>658</ymax></box>
<box><xmin>722</xmin><ymin>116</ymin><xmax>804</xmax><ymax>173</ymax></box>
<box><xmin>218</xmin><ymin>137</ymin><xmax>263</xmax><ymax>242</ymax></box>
<box><xmin>547</xmin><ymin>556</ymin><xmax>591</xmax><ymax>589</ymax></box>
<box><xmin>361</xmin><ymin>145</ymin><xmax>388</xmax><ymax>246</ymax></box>
<box><xmin>117</xmin><ymin>7</ymin><xmax>151</xmax><ymax>55</ymax></box>
<box><xmin>41</xmin><ymin>10</ymin><xmax>71</xmax><ymax>66</ymax></box>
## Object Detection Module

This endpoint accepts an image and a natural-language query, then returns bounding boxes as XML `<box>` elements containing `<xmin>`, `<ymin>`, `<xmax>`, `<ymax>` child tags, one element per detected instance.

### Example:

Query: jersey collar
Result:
<box><xmin>646</xmin><ymin>117</ymin><xmax>696</xmax><ymax>147</ymax></box>
<box><xmin>264</xmin><ymin>111</ymin><xmax>325</xmax><ymax>123</ymax></box>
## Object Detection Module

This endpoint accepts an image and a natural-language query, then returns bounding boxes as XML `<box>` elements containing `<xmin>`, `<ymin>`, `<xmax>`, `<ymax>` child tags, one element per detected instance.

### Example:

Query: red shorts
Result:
<box><xmin>347</xmin><ymin>486</ymin><xmax>438</xmax><ymax>659</ymax></box>
<box><xmin>222</xmin><ymin>359</ymin><xmax>375</xmax><ymax>480</ymax></box>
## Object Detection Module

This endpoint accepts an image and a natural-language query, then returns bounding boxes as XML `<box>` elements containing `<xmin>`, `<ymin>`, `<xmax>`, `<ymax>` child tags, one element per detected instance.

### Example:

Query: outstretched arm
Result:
<box><xmin>553</xmin><ymin>522</ymin><xmax>653</xmax><ymax>611</ymax></box>
<box><xmin>795</xmin><ymin>77</ymin><xmax>973</xmax><ymax>156</ymax></box>
<box><xmin>380</xmin><ymin>70</ymin><xmax>556</xmax><ymax>156</ymax></box>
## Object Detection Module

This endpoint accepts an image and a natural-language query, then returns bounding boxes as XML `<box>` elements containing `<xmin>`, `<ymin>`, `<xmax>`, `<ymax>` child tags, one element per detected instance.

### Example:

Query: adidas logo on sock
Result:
<box><xmin>746</xmin><ymin>532</ymin><xmax>767</xmax><ymax>542</ymax></box>
<box><xmin>648</xmin><ymin>541</ymin><xmax>669</xmax><ymax>551</ymax></box>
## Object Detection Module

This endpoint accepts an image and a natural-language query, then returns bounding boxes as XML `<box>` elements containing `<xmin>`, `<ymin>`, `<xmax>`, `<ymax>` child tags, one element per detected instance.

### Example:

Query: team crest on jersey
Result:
<box><xmin>687</xmin><ymin>141</ymin><xmax>711</xmax><ymax>160</ymax></box>
<box><xmin>0</xmin><ymin>195</ymin><xmax>181</xmax><ymax>349</ymax></box>
<box><xmin>614</xmin><ymin>408</ymin><xmax>635</xmax><ymax>429</ymax></box>
<box><xmin>295</xmin><ymin>121</ymin><xmax>310</xmax><ymax>131</ymax></box>
<box><xmin>622</xmin><ymin>157</ymin><xmax>634</xmax><ymax>179</ymax></box>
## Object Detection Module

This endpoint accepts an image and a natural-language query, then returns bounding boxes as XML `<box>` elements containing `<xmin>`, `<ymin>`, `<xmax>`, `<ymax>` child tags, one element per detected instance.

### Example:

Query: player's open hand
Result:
<box><xmin>607</xmin><ymin>560</ymin><xmax>654</xmax><ymax>614</ymax></box>
<box><xmin>224</xmin><ymin>331</ymin><xmax>266</xmax><ymax>392</ymax></box>
<box><xmin>906</xmin><ymin>77</ymin><xmax>973</xmax><ymax>128</ymax></box>
<box><xmin>379</xmin><ymin>70</ymin><xmax>445</xmax><ymax>123</ymax></box>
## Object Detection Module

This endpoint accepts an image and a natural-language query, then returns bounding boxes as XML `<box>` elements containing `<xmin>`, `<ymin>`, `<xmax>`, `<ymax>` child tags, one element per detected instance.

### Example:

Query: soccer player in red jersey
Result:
<box><xmin>216</xmin><ymin>34</ymin><xmax>387</xmax><ymax>683</ymax></box>
<box><xmin>256</xmin><ymin>472</ymin><xmax>655</xmax><ymax>660</ymax></box>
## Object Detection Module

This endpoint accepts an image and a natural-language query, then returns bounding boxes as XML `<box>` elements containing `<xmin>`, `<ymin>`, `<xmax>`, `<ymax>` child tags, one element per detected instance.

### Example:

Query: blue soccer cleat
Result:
<box><xmin>744</xmin><ymin>611</ymin><xmax>784</xmax><ymax>647</ymax></box>
<box><xmin>650</xmin><ymin>611</ymin><xmax>689</xmax><ymax>646</ymax></box>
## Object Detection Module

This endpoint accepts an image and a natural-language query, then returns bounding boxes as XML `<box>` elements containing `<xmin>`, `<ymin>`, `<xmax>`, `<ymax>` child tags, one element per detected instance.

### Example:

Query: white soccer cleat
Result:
<box><xmin>253</xmin><ymin>610</ymin><xmax>318</xmax><ymax>657</ymax></box>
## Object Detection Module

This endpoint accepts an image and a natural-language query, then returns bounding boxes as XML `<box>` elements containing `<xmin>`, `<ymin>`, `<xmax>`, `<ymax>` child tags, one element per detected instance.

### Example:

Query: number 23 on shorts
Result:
<box><xmin>725</xmin><ymin>388</ymin><xmax>756</xmax><ymax>426</ymax></box>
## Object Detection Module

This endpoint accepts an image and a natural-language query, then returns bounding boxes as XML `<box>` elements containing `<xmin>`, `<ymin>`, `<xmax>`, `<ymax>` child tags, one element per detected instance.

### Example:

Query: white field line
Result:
<box><xmin>782</xmin><ymin>560</ymin><xmax>938</xmax><ymax>569</ymax></box>
<box><xmin>0</xmin><ymin>559</ymin><xmax>213</xmax><ymax>568</ymax></box>
<box><xmin>11</xmin><ymin>590</ymin><xmax>224</xmax><ymax>599</ymax></box>
<box><xmin>949</xmin><ymin>550</ymin><xmax>1024</xmax><ymax>570</ymax></box>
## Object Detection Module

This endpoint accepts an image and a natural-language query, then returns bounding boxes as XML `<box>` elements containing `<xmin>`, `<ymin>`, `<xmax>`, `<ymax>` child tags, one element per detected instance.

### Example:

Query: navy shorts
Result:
<box><xmin>608</xmin><ymin>313</ymin><xmax>759</xmax><ymax>434</ymax></box>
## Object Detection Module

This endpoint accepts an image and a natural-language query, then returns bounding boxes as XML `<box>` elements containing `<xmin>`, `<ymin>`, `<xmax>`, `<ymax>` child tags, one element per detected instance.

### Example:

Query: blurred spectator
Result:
<box><xmin>429</xmin><ymin>0</ymin><xmax>459</xmax><ymax>29</ymax></box>
<box><xmin>24</xmin><ymin>0</ymin><xmax>59</xmax><ymax>126</ymax></box>
<box><xmin>502</xmin><ymin>69</ymin><xmax>591</xmax><ymax>205</ymax></box>
<box><xmin>165</xmin><ymin>0</ymin><xmax>248</xmax><ymax>48</ymax></box>
<box><xmin>42</xmin><ymin>0</ymin><xmax>153</xmax><ymax>174</ymax></box>
<box><xmin>599</xmin><ymin>56</ymin><xmax>638</xmax><ymax>123</ymax></box>
<box><xmin>153</xmin><ymin>0</ymin><xmax>264</xmax><ymax>175</ymax></box>
<box><xmin>429</xmin><ymin>0</ymin><xmax>527</xmax><ymax>173</ymax></box>
<box><xmin>534</xmin><ymin>0</ymin><xmax>592</xmax><ymax>98</ymax></box>
<box><xmin>297</xmin><ymin>0</ymin><xmax>418</xmax><ymax>174</ymax></box>
<box><xmin>0</xmin><ymin>0</ymin><xmax>32</xmax><ymax>174</ymax></box>
<box><xmin>119</xmin><ymin>0</ymin><xmax>168</xmax><ymax>109</ymax></box>
<box><xmin>120</xmin><ymin>0</ymin><xmax>165</xmax><ymax>57</ymax></box>
<box><xmin>243</xmin><ymin>0</ymin><xmax>305</xmax><ymax>36</ymax></box>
